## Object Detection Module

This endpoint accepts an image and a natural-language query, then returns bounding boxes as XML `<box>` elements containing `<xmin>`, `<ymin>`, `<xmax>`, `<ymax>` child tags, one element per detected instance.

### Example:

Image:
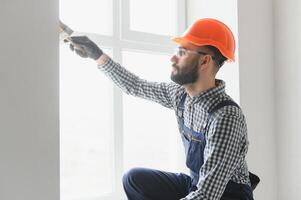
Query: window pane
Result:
<box><xmin>60</xmin><ymin>0</ymin><xmax>113</xmax><ymax>35</ymax></box>
<box><xmin>60</xmin><ymin>45</ymin><xmax>114</xmax><ymax>199</ymax></box>
<box><xmin>130</xmin><ymin>0</ymin><xmax>177</xmax><ymax>36</ymax></box>
<box><xmin>122</xmin><ymin>50</ymin><xmax>180</xmax><ymax>172</ymax></box>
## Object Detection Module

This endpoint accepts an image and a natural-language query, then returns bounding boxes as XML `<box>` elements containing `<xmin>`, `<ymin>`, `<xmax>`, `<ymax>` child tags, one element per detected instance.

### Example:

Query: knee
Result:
<box><xmin>122</xmin><ymin>167</ymin><xmax>146</xmax><ymax>187</ymax></box>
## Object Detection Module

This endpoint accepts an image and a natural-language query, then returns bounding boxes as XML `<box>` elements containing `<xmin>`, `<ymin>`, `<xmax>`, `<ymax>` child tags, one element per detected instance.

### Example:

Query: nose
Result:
<box><xmin>170</xmin><ymin>54</ymin><xmax>178</xmax><ymax>63</ymax></box>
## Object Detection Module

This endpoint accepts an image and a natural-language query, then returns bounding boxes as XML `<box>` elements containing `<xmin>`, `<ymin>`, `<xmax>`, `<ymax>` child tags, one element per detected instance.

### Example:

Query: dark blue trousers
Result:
<box><xmin>123</xmin><ymin>167</ymin><xmax>192</xmax><ymax>200</ymax></box>
<box><xmin>122</xmin><ymin>167</ymin><xmax>254</xmax><ymax>200</ymax></box>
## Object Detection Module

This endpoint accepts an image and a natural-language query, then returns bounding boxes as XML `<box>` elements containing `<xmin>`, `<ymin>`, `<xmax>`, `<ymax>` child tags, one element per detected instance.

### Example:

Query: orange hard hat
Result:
<box><xmin>172</xmin><ymin>18</ymin><xmax>236</xmax><ymax>62</ymax></box>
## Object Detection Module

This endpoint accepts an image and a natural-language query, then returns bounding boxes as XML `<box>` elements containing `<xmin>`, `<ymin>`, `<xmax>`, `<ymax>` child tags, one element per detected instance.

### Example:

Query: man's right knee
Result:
<box><xmin>122</xmin><ymin>167</ymin><xmax>146</xmax><ymax>187</ymax></box>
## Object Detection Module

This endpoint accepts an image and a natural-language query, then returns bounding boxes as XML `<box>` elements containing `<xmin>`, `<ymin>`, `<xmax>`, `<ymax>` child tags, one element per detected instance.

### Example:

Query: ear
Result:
<box><xmin>198</xmin><ymin>55</ymin><xmax>212</xmax><ymax>70</ymax></box>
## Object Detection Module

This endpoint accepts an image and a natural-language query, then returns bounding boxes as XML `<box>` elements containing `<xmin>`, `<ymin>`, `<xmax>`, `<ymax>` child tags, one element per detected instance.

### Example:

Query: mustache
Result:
<box><xmin>172</xmin><ymin>63</ymin><xmax>179</xmax><ymax>70</ymax></box>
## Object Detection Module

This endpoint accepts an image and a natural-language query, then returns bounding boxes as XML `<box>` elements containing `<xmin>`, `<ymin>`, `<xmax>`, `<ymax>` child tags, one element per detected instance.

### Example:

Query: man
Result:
<box><xmin>68</xmin><ymin>18</ymin><xmax>258</xmax><ymax>200</ymax></box>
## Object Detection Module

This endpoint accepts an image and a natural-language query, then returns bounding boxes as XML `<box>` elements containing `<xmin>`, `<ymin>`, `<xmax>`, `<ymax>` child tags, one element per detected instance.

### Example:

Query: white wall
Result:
<box><xmin>0</xmin><ymin>1</ymin><xmax>60</xmax><ymax>200</ymax></box>
<box><xmin>187</xmin><ymin>0</ymin><xmax>277</xmax><ymax>199</ymax></box>
<box><xmin>274</xmin><ymin>0</ymin><xmax>301</xmax><ymax>199</ymax></box>
<box><xmin>237</xmin><ymin>0</ymin><xmax>278</xmax><ymax>199</ymax></box>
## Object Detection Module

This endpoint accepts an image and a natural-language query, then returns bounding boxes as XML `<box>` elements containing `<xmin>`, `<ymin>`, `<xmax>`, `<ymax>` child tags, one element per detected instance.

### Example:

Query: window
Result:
<box><xmin>60</xmin><ymin>0</ymin><xmax>113</xmax><ymax>35</ymax></box>
<box><xmin>121</xmin><ymin>50</ymin><xmax>182</xmax><ymax>173</ymax></box>
<box><xmin>60</xmin><ymin>0</ymin><xmax>186</xmax><ymax>199</ymax></box>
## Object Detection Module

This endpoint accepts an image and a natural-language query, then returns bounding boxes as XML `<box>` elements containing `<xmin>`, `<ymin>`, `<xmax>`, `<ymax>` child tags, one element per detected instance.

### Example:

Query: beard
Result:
<box><xmin>170</xmin><ymin>61</ymin><xmax>199</xmax><ymax>85</ymax></box>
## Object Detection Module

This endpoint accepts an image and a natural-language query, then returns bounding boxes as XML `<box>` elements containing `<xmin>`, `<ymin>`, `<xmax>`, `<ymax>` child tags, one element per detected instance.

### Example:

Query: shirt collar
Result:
<box><xmin>189</xmin><ymin>79</ymin><xmax>225</xmax><ymax>100</ymax></box>
<box><xmin>183</xmin><ymin>79</ymin><xmax>226</xmax><ymax>112</ymax></box>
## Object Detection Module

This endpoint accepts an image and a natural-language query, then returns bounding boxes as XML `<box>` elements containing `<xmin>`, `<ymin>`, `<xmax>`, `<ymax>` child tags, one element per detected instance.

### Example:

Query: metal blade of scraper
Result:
<box><xmin>59</xmin><ymin>20</ymin><xmax>85</xmax><ymax>52</ymax></box>
<box><xmin>59</xmin><ymin>20</ymin><xmax>74</xmax><ymax>42</ymax></box>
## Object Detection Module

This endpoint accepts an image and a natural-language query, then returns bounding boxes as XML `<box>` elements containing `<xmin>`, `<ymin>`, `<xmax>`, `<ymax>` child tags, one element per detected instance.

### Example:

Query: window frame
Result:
<box><xmin>60</xmin><ymin>0</ymin><xmax>186</xmax><ymax>199</ymax></box>
<box><xmin>121</xmin><ymin>0</ymin><xmax>186</xmax><ymax>46</ymax></box>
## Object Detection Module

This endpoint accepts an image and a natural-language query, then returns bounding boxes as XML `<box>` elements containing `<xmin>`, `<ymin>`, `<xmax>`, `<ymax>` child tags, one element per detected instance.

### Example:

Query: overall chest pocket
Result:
<box><xmin>185</xmin><ymin>131</ymin><xmax>206</xmax><ymax>174</ymax></box>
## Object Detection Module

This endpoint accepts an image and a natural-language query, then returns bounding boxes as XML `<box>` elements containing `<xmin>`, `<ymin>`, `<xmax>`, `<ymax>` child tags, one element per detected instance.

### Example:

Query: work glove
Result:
<box><xmin>68</xmin><ymin>36</ymin><xmax>103</xmax><ymax>60</ymax></box>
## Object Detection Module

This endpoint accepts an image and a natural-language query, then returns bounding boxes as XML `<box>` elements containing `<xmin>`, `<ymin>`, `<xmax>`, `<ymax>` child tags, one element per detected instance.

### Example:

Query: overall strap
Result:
<box><xmin>208</xmin><ymin>100</ymin><xmax>240</xmax><ymax>115</ymax></box>
<box><xmin>177</xmin><ymin>93</ymin><xmax>187</xmax><ymax>118</ymax></box>
<box><xmin>179</xmin><ymin>93</ymin><xmax>187</xmax><ymax>108</ymax></box>
<box><xmin>204</xmin><ymin>100</ymin><xmax>240</xmax><ymax>131</ymax></box>
<box><xmin>177</xmin><ymin>94</ymin><xmax>240</xmax><ymax>124</ymax></box>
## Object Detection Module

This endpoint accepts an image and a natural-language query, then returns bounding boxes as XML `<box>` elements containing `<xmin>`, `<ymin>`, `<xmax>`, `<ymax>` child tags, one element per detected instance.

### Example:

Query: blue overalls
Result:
<box><xmin>122</xmin><ymin>94</ymin><xmax>257</xmax><ymax>200</ymax></box>
<box><xmin>176</xmin><ymin>93</ymin><xmax>254</xmax><ymax>199</ymax></box>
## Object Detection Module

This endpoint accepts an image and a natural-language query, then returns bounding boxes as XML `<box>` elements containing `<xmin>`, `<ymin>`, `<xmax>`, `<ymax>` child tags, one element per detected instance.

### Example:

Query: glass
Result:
<box><xmin>130</xmin><ymin>0</ymin><xmax>177</xmax><ymax>36</ymax></box>
<box><xmin>60</xmin><ymin>0</ymin><xmax>113</xmax><ymax>35</ymax></box>
<box><xmin>122</xmin><ymin>50</ymin><xmax>180</xmax><ymax>173</ymax></box>
<box><xmin>60</xmin><ymin>44</ymin><xmax>114</xmax><ymax>199</ymax></box>
<box><xmin>174</xmin><ymin>47</ymin><xmax>210</xmax><ymax>57</ymax></box>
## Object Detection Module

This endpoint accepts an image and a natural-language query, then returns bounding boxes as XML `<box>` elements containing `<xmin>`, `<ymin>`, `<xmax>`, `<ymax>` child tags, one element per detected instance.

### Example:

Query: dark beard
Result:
<box><xmin>170</xmin><ymin>62</ymin><xmax>199</xmax><ymax>85</ymax></box>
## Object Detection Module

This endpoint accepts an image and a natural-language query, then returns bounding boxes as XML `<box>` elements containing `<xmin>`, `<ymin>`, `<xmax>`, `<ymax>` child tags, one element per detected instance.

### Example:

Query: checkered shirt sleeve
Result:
<box><xmin>97</xmin><ymin>56</ymin><xmax>180</xmax><ymax>109</ymax></box>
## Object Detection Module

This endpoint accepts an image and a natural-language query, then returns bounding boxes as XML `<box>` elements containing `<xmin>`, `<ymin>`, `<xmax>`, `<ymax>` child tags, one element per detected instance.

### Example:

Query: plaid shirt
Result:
<box><xmin>97</xmin><ymin>55</ymin><xmax>252</xmax><ymax>200</ymax></box>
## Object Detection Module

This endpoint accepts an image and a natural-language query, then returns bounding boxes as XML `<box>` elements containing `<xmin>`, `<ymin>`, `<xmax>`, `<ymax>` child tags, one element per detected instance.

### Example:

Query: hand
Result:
<box><xmin>68</xmin><ymin>36</ymin><xmax>103</xmax><ymax>60</ymax></box>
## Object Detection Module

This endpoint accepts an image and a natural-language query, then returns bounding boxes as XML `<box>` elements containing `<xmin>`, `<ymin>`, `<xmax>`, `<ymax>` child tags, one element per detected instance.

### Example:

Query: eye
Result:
<box><xmin>179</xmin><ymin>48</ymin><xmax>186</xmax><ymax>56</ymax></box>
<box><xmin>178</xmin><ymin>49</ymin><xmax>183</xmax><ymax>56</ymax></box>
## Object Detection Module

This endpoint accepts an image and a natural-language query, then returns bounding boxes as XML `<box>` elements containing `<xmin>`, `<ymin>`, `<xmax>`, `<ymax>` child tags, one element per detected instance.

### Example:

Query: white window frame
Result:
<box><xmin>61</xmin><ymin>0</ymin><xmax>186</xmax><ymax>199</ymax></box>
<box><xmin>121</xmin><ymin>0</ymin><xmax>186</xmax><ymax>46</ymax></box>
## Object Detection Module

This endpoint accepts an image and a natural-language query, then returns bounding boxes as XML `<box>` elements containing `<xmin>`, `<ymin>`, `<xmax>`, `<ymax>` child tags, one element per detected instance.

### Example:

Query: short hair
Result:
<box><xmin>204</xmin><ymin>45</ymin><xmax>227</xmax><ymax>69</ymax></box>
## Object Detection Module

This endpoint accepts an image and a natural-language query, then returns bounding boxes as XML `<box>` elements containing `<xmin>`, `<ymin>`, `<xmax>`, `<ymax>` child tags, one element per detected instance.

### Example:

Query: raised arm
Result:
<box><xmin>68</xmin><ymin>36</ymin><xmax>181</xmax><ymax>109</ymax></box>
